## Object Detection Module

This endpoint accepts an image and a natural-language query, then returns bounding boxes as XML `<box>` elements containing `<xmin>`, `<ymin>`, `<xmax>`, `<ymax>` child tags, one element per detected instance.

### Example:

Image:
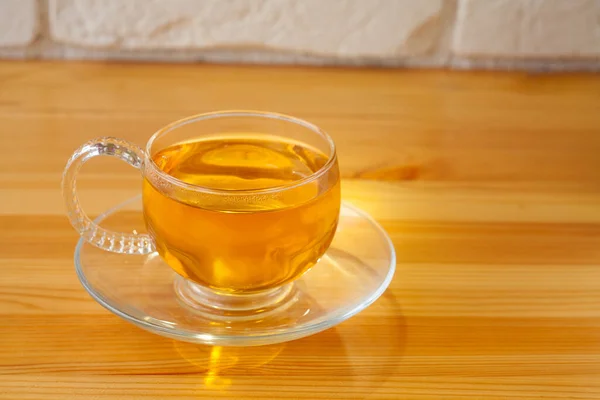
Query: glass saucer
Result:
<box><xmin>75</xmin><ymin>196</ymin><xmax>396</xmax><ymax>346</ymax></box>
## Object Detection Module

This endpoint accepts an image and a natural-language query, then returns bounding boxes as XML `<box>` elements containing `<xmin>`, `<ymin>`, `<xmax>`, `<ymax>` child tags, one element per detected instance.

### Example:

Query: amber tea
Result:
<box><xmin>143</xmin><ymin>135</ymin><xmax>341</xmax><ymax>293</ymax></box>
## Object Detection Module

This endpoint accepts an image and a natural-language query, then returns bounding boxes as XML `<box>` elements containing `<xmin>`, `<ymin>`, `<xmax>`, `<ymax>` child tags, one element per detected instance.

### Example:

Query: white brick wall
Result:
<box><xmin>0</xmin><ymin>0</ymin><xmax>599</xmax><ymax>69</ymax></box>
<box><xmin>0</xmin><ymin>0</ymin><xmax>38</xmax><ymax>46</ymax></box>
<box><xmin>49</xmin><ymin>0</ymin><xmax>445</xmax><ymax>57</ymax></box>
<box><xmin>453</xmin><ymin>0</ymin><xmax>600</xmax><ymax>58</ymax></box>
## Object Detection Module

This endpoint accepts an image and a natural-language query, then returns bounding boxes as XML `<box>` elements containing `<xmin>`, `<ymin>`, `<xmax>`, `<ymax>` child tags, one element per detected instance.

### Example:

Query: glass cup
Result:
<box><xmin>63</xmin><ymin>111</ymin><xmax>341</xmax><ymax>318</ymax></box>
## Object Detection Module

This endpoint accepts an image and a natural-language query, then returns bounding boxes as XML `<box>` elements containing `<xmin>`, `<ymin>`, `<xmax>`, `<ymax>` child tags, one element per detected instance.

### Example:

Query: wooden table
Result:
<box><xmin>1</xmin><ymin>61</ymin><xmax>600</xmax><ymax>399</ymax></box>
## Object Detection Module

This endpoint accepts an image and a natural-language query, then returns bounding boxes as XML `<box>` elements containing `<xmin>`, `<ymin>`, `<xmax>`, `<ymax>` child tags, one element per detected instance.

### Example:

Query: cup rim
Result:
<box><xmin>145</xmin><ymin>110</ymin><xmax>337</xmax><ymax>196</ymax></box>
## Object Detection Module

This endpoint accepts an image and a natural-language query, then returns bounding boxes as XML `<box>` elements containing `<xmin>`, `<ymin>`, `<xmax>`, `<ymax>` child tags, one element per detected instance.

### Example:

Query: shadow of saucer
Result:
<box><xmin>170</xmin><ymin>288</ymin><xmax>405</xmax><ymax>396</ymax></box>
<box><xmin>281</xmin><ymin>289</ymin><xmax>406</xmax><ymax>393</ymax></box>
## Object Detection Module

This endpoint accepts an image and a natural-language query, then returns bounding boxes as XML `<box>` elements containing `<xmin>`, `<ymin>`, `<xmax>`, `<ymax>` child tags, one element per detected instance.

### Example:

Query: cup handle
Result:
<box><xmin>62</xmin><ymin>137</ymin><xmax>155</xmax><ymax>254</ymax></box>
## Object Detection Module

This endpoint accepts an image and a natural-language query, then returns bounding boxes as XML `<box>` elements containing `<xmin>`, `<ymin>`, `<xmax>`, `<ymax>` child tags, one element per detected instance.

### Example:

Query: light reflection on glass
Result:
<box><xmin>172</xmin><ymin>340</ymin><xmax>285</xmax><ymax>391</ymax></box>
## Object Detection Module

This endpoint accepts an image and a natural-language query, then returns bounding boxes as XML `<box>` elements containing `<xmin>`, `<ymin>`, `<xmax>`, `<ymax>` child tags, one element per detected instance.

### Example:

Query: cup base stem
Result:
<box><xmin>174</xmin><ymin>276</ymin><xmax>297</xmax><ymax>320</ymax></box>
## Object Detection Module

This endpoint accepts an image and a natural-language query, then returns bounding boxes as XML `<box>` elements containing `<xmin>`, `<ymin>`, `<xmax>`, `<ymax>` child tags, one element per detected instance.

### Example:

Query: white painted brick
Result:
<box><xmin>453</xmin><ymin>0</ymin><xmax>600</xmax><ymax>58</ymax></box>
<box><xmin>0</xmin><ymin>0</ymin><xmax>38</xmax><ymax>46</ymax></box>
<box><xmin>49</xmin><ymin>0</ymin><xmax>445</xmax><ymax>57</ymax></box>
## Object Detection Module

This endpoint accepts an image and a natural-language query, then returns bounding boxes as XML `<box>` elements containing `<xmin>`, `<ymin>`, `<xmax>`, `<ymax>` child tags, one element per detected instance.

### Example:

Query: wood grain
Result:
<box><xmin>1</xmin><ymin>61</ymin><xmax>600</xmax><ymax>399</ymax></box>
